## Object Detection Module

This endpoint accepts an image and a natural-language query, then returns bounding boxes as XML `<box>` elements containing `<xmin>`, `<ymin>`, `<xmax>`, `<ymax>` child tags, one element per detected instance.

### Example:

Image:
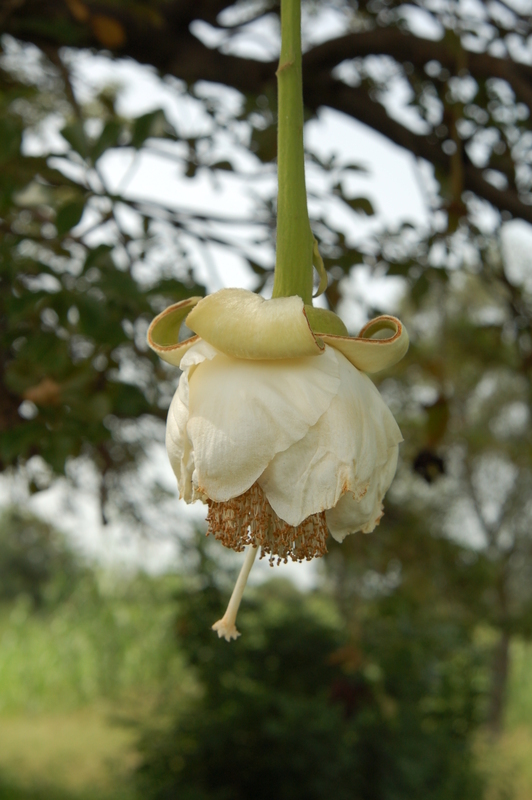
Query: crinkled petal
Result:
<box><xmin>166</xmin><ymin>340</ymin><xmax>219</xmax><ymax>502</ymax></box>
<box><xmin>179</xmin><ymin>339</ymin><xmax>219</xmax><ymax>373</ymax></box>
<box><xmin>186</xmin><ymin>345</ymin><xmax>340</xmax><ymax>501</ymax></box>
<box><xmin>326</xmin><ymin>447</ymin><xmax>399</xmax><ymax>541</ymax></box>
<box><xmin>166</xmin><ymin>384</ymin><xmax>194</xmax><ymax>502</ymax></box>
<box><xmin>259</xmin><ymin>348</ymin><xmax>402</xmax><ymax>527</ymax></box>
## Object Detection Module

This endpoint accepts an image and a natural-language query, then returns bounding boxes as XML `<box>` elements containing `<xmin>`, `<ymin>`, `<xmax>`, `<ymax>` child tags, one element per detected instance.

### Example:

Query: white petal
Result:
<box><xmin>326</xmin><ymin>447</ymin><xmax>399</xmax><ymax>541</ymax></box>
<box><xmin>166</xmin><ymin>340</ymin><xmax>219</xmax><ymax>502</ymax></box>
<box><xmin>179</xmin><ymin>339</ymin><xmax>219</xmax><ymax>372</ymax></box>
<box><xmin>166</xmin><ymin>384</ymin><xmax>194</xmax><ymax>502</ymax></box>
<box><xmin>259</xmin><ymin>348</ymin><xmax>402</xmax><ymax>527</ymax></box>
<box><xmin>186</xmin><ymin>346</ymin><xmax>340</xmax><ymax>501</ymax></box>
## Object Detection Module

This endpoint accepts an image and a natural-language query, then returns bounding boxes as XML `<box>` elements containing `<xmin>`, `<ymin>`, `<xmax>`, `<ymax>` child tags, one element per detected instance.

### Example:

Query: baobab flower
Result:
<box><xmin>148</xmin><ymin>288</ymin><xmax>407</xmax><ymax>640</ymax></box>
<box><xmin>148</xmin><ymin>0</ymin><xmax>408</xmax><ymax>641</ymax></box>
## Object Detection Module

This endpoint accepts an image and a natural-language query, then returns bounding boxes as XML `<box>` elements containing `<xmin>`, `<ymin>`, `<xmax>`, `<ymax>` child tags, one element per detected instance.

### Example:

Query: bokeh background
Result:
<box><xmin>1</xmin><ymin>1</ymin><xmax>532</xmax><ymax>797</ymax></box>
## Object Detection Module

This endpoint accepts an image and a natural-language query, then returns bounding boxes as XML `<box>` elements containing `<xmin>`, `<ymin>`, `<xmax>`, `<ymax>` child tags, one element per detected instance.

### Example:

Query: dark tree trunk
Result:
<box><xmin>487</xmin><ymin>629</ymin><xmax>511</xmax><ymax>736</ymax></box>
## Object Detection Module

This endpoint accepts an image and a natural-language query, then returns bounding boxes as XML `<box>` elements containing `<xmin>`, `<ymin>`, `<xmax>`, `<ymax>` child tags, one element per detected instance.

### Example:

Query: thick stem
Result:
<box><xmin>272</xmin><ymin>0</ymin><xmax>314</xmax><ymax>304</ymax></box>
<box><xmin>212</xmin><ymin>546</ymin><xmax>259</xmax><ymax>641</ymax></box>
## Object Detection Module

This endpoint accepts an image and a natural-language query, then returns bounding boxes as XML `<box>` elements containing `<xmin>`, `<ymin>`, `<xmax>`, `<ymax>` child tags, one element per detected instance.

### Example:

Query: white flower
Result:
<box><xmin>167</xmin><ymin>338</ymin><xmax>401</xmax><ymax>541</ymax></box>
<box><xmin>148</xmin><ymin>288</ymin><xmax>408</xmax><ymax>640</ymax></box>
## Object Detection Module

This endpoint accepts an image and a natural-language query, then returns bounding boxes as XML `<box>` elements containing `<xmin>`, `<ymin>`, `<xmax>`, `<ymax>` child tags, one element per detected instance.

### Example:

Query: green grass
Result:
<box><xmin>477</xmin><ymin>726</ymin><xmax>532</xmax><ymax>800</ymax></box>
<box><xmin>506</xmin><ymin>639</ymin><xmax>532</xmax><ymax>730</ymax></box>
<box><xmin>0</xmin><ymin>575</ymin><xmax>531</xmax><ymax>799</ymax></box>
<box><xmin>475</xmin><ymin>639</ymin><xmax>532</xmax><ymax>800</ymax></box>
<box><xmin>0</xmin><ymin>570</ymin><xmax>194</xmax><ymax>799</ymax></box>
<box><xmin>0</xmin><ymin>572</ymin><xmax>188</xmax><ymax>714</ymax></box>
<box><xmin>0</xmin><ymin>707</ymin><xmax>137</xmax><ymax>800</ymax></box>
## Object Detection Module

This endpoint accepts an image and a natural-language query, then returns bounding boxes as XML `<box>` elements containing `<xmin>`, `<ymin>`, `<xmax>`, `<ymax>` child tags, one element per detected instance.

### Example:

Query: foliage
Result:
<box><xmin>379</xmin><ymin>256</ymin><xmax>532</xmax><ymax>730</ymax></box>
<box><xmin>0</xmin><ymin>566</ymin><xmax>186</xmax><ymax>713</ymax></box>
<box><xmin>506</xmin><ymin>640</ymin><xmax>532</xmax><ymax>729</ymax></box>
<box><xmin>2</xmin><ymin>0</ymin><xmax>532</xmax><ymax>228</ymax></box>
<box><xmin>0</xmin><ymin>778</ymin><xmax>132</xmax><ymax>800</ymax></box>
<box><xmin>2</xmin><ymin>0</ymin><xmax>532</xmax><ymax>494</ymax></box>
<box><xmin>136</xmin><ymin>534</ymin><xmax>486</xmax><ymax>800</ymax></box>
<box><xmin>0</xmin><ymin>44</ymin><xmax>205</xmax><ymax>511</ymax></box>
<box><xmin>0</xmin><ymin>507</ymin><xmax>79</xmax><ymax>607</ymax></box>
<box><xmin>0</xmin><ymin>525</ymin><xmax>531</xmax><ymax>797</ymax></box>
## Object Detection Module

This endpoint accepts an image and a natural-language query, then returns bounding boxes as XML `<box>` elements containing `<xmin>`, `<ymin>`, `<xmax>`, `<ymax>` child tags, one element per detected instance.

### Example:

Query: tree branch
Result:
<box><xmin>4</xmin><ymin>0</ymin><xmax>532</xmax><ymax>225</ymax></box>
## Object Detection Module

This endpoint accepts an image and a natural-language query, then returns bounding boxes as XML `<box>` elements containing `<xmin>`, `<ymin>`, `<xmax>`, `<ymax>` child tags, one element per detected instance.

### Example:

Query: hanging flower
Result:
<box><xmin>148</xmin><ymin>288</ymin><xmax>408</xmax><ymax>640</ymax></box>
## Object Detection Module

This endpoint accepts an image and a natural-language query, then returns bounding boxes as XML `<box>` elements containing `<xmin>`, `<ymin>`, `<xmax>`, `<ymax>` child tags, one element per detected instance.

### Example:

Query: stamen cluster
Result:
<box><xmin>207</xmin><ymin>482</ymin><xmax>328</xmax><ymax>565</ymax></box>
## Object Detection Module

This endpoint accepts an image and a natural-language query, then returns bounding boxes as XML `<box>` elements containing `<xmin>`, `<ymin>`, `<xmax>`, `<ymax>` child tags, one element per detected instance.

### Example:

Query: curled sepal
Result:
<box><xmin>186</xmin><ymin>288</ymin><xmax>324</xmax><ymax>359</ymax></box>
<box><xmin>320</xmin><ymin>315</ymin><xmax>409</xmax><ymax>374</ymax></box>
<box><xmin>147</xmin><ymin>297</ymin><xmax>202</xmax><ymax>367</ymax></box>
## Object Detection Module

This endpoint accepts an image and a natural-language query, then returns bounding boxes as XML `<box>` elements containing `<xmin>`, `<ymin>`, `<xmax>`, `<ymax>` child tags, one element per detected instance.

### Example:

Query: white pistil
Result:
<box><xmin>212</xmin><ymin>545</ymin><xmax>259</xmax><ymax>641</ymax></box>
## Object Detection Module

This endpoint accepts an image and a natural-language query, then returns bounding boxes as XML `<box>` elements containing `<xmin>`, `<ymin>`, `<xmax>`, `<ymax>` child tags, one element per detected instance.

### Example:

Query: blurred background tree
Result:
<box><xmin>0</xmin><ymin>507</ymin><xmax>80</xmax><ymax>607</ymax></box>
<box><xmin>1</xmin><ymin>0</ymin><xmax>531</xmax><ymax>490</ymax></box>
<box><xmin>0</xmin><ymin>0</ymin><xmax>532</xmax><ymax>797</ymax></box>
<box><xmin>136</xmin><ymin>533</ymin><xmax>486</xmax><ymax>800</ymax></box>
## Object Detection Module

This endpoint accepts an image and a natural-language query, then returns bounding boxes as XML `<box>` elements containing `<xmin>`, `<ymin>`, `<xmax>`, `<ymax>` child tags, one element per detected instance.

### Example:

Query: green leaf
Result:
<box><xmin>251</xmin><ymin>125</ymin><xmax>277</xmax><ymax>164</ymax></box>
<box><xmin>411</xmin><ymin>273</ymin><xmax>430</xmax><ymax>305</ymax></box>
<box><xmin>0</xmin><ymin>421</ymin><xmax>44</xmax><ymax>464</ymax></box>
<box><xmin>386</xmin><ymin>262</ymin><xmax>412</xmax><ymax>277</ymax></box>
<box><xmin>210</xmin><ymin>160</ymin><xmax>233</xmax><ymax>171</ymax></box>
<box><xmin>60</xmin><ymin>121</ymin><xmax>89</xmax><ymax>158</ymax></box>
<box><xmin>0</xmin><ymin>118</ymin><xmax>23</xmax><ymax>164</ymax></box>
<box><xmin>73</xmin><ymin>392</ymin><xmax>112</xmax><ymax>423</ymax></box>
<box><xmin>343</xmin><ymin>196</ymin><xmax>375</xmax><ymax>216</ymax></box>
<box><xmin>247</xmin><ymin>260</ymin><xmax>267</xmax><ymax>276</ymax></box>
<box><xmin>108</xmin><ymin>382</ymin><xmax>151</xmax><ymax>417</ymax></box>
<box><xmin>343</xmin><ymin>162</ymin><xmax>369</xmax><ymax>174</ymax></box>
<box><xmin>92</xmin><ymin>120</ymin><xmax>122</xmax><ymax>161</ymax></box>
<box><xmin>84</xmin><ymin>244</ymin><xmax>114</xmax><ymax>271</ymax></box>
<box><xmin>131</xmin><ymin>109</ymin><xmax>176</xmax><ymax>149</ymax></box>
<box><xmin>56</xmin><ymin>200</ymin><xmax>85</xmax><ymax>235</ymax></box>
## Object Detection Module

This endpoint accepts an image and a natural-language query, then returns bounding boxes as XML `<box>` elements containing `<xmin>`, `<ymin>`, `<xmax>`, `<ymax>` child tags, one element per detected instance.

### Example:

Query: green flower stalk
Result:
<box><xmin>273</xmin><ymin>0</ymin><xmax>313</xmax><ymax>304</ymax></box>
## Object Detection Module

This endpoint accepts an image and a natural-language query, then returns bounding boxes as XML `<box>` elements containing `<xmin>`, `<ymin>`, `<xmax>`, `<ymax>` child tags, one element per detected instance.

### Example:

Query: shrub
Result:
<box><xmin>136</xmin><ymin>540</ymin><xmax>486</xmax><ymax>800</ymax></box>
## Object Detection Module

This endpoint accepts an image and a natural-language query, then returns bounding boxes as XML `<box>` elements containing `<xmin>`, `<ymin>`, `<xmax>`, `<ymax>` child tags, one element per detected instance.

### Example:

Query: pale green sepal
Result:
<box><xmin>304</xmin><ymin>306</ymin><xmax>348</xmax><ymax>336</ymax></box>
<box><xmin>322</xmin><ymin>315</ymin><xmax>409</xmax><ymax>373</ymax></box>
<box><xmin>312</xmin><ymin>238</ymin><xmax>328</xmax><ymax>298</ymax></box>
<box><xmin>186</xmin><ymin>288</ymin><xmax>324</xmax><ymax>359</ymax></box>
<box><xmin>147</xmin><ymin>296</ymin><xmax>202</xmax><ymax>367</ymax></box>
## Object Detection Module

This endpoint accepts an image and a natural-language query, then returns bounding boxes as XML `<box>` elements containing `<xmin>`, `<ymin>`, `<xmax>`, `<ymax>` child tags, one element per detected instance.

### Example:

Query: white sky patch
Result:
<box><xmin>302</xmin><ymin>5</ymin><xmax>352</xmax><ymax>47</ymax></box>
<box><xmin>399</xmin><ymin>4</ymin><xmax>445</xmax><ymax>39</ymax></box>
<box><xmin>501</xmin><ymin>219</ymin><xmax>532</xmax><ymax>291</ymax></box>
<box><xmin>305</xmin><ymin>107</ymin><xmax>429</xmax><ymax>233</ymax></box>
<box><xmin>337</xmin><ymin>265</ymin><xmax>408</xmax><ymax>331</ymax></box>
